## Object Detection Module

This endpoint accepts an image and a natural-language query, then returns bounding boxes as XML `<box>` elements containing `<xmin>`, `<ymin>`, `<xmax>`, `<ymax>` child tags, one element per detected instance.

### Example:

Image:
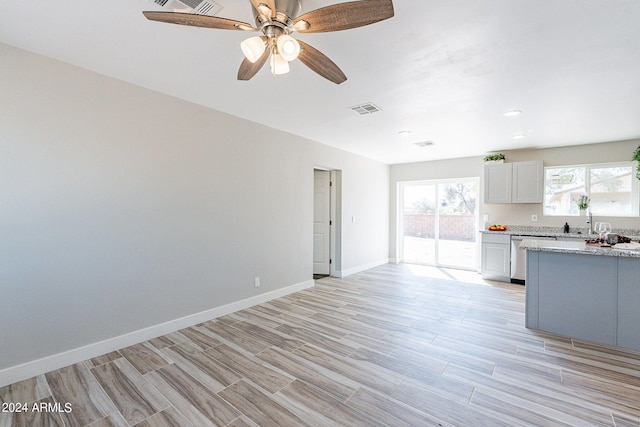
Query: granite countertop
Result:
<box><xmin>518</xmin><ymin>238</ymin><xmax>640</xmax><ymax>258</ymax></box>
<box><xmin>481</xmin><ymin>230</ymin><xmax>588</xmax><ymax>238</ymax></box>
<box><xmin>480</xmin><ymin>225</ymin><xmax>640</xmax><ymax>240</ymax></box>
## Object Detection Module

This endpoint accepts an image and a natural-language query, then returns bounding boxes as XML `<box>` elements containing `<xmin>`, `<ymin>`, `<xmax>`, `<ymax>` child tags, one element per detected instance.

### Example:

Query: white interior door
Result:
<box><xmin>313</xmin><ymin>170</ymin><xmax>331</xmax><ymax>275</ymax></box>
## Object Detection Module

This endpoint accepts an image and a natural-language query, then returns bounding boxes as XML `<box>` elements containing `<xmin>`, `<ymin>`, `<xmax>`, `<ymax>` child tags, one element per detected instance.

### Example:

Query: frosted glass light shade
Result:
<box><xmin>270</xmin><ymin>53</ymin><xmax>290</xmax><ymax>75</ymax></box>
<box><xmin>241</xmin><ymin>36</ymin><xmax>266</xmax><ymax>63</ymax></box>
<box><xmin>276</xmin><ymin>35</ymin><xmax>301</xmax><ymax>62</ymax></box>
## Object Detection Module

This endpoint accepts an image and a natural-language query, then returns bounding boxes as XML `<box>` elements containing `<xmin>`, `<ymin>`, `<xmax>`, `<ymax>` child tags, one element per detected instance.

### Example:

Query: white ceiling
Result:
<box><xmin>1</xmin><ymin>0</ymin><xmax>640</xmax><ymax>164</ymax></box>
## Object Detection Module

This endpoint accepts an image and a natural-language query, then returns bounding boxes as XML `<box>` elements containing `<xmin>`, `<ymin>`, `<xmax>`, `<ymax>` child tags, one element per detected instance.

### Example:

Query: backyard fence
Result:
<box><xmin>403</xmin><ymin>214</ymin><xmax>477</xmax><ymax>241</ymax></box>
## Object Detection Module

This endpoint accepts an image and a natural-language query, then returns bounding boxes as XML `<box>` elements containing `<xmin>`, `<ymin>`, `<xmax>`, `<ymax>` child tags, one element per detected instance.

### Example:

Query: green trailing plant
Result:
<box><xmin>483</xmin><ymin>153</ymin><xmax>505</xmax><ymax>162</ymax></box>
<box><xmin>577</xmin><ymin>195</ymin><xmax>590</xmax><ymax>210</ymax></box>
<box><xmin>632</xmin><ymin>145</ymin><xmax>640</xmax><ymax>179</ymax></box>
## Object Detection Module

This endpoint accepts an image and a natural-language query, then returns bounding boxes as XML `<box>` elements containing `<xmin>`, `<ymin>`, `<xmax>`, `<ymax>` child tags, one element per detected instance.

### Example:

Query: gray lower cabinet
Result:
<box><xmin>618</xmin><ymin>258</ymin><xmax>640</xmax><ymax>349</ymax></box>
<box><xmin>481</xmin><ymin>233</ymin><xmax>510</xmax><ymax>282</ymax></box>
<box><xmin>526</xmin><ymin>250</ymin><xmax>640</xmax><ymax>350</ymax></box>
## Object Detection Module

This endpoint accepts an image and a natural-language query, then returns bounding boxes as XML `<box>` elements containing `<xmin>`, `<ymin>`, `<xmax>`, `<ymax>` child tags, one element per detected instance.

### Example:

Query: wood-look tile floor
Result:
<box><xmin>2</xmin><ymin>263</ymin><xmax>640</xmax><ymax>426</ymax></box>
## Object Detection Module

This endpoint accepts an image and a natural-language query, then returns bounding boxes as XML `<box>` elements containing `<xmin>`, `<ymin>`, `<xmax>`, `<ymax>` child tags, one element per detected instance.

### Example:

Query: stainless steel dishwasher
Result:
<box><xmin>510</xmin><ymin>235</ymin><xmax>557</xmax><ymax>284</ymax></box>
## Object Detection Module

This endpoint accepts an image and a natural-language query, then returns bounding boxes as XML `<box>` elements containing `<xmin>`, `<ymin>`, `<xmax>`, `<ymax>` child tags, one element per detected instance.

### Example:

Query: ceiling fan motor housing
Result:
<box><xmin>252</xmin><ymin>0</ymin><xmax>301</xmax><ymax>26</ymax></box>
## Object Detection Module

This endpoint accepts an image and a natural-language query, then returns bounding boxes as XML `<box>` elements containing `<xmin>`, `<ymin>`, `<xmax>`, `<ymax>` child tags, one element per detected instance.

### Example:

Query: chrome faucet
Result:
<box><xmin>586</xmin><ymin>211</ymin><xmax>593</xmax><ymax>234</ymax></box>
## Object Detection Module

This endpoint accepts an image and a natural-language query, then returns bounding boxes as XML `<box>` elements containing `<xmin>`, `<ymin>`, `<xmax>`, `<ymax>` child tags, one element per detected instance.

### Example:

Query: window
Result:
<box><xmin>544</xmin><ymin>162</ymin><xmax>638</xmax><ymax>216</ymax></box>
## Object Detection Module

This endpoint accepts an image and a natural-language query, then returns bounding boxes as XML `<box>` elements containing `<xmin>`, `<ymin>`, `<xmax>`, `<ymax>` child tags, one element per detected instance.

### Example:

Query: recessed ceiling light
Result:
<box><xmin>413</xmin><ymin>141</ymin><xmax>434</xmax><ymax>147</ymax></box>
<box><xmin>504</xmin><ymin>110</ymin><xmax>522</xmax><ymax>117</ymax></box>
<box><xmin>513</xmin><ymin>133</ymin><xmax>527</xmax><ymax>139</ymax></box>
<box><xmin>398</xmin><ymin>130</ymin><xmax>412</xmax><ymax>136</ymax></box>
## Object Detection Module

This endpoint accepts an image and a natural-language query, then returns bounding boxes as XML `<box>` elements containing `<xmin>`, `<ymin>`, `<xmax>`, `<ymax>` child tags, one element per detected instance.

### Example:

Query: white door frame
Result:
<box><xmin>329</xmin><ymin>170</ymin><xmax>341</xmax><ymax>277</ymax></box>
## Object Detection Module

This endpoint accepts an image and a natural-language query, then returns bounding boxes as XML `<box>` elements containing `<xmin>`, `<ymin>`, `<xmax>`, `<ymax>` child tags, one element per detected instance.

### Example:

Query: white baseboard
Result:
<box><xmin>335</xmin><ymin>258</ymin><xmax>390</xmax><ymax>278</ymax></box>
<box><xmin>0</xmin><ymin>279</ymin><xmax>314</xmax><ymax>388</ymax></box>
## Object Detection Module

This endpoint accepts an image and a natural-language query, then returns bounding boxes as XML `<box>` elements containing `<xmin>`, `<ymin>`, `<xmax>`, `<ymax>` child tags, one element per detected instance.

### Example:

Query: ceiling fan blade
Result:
<box><xmin>297</xmin><ymin>41</ymin><xmax>347</xmax><ymax>84</ymax></box>
<box><xmin>293</xmin><ymin>0</ymin><xmax>394</xmax><ymax>33</ymax></box>
<box><xmin>143</xmin><ymin>11</ymin><xmax>256</xmax><ymax>31</ymax></box>
<box><xmin>238</xmin><ymin>42</ymin><xmax>270</xmax><ymax>81</ymax></box>
<box><xmin>250</xmin><ymin>0</ymin><xmax>277</xmax><ymax>18</ymax></box>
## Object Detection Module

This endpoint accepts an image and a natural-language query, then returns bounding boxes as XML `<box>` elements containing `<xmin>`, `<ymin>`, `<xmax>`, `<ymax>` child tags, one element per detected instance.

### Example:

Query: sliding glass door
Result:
<box><xmin>400</xmin><ymin>183</ymin><xmax>437</xmax><ymax>265</ymax></box>
<box><xmin>399</xmin><ymin>178</ymin><xmax>478</xmax><ymax>270</ymax></box>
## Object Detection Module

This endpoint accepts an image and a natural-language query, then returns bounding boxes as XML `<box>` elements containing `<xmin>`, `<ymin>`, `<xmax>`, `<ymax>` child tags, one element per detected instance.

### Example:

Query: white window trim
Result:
<box><xmin>544</xmin><ymin>161</ymin><xmax>639</xmax><ymax>217</ymax></box>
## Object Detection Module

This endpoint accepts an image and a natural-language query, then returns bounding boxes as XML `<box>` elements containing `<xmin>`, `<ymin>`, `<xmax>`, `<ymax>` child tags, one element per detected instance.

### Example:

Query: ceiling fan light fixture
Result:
<box><xmin>277</xmin><ymin>35</ymin><xmax>301</xmax><ymax>62</ymax></box>
<box><xmin>241</xmin><ymin>36</ymin><xmax>267</xmax><ymax>63</ymax></box>
<box><xmin>270</xmin><ymin>53</ymin><xmax>290</xmax><ymax>75</ymax></box>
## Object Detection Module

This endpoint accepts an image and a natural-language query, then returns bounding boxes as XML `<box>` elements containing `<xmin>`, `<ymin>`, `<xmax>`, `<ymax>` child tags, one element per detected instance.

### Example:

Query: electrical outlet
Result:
<box><xmin>483</xmin><ymin>214</ymin><xmax>489</xmax><ymax>222</ymax></box>
<box><xmin>254</xmin><ymin>277</ymin><xmax>260</xmax><ymax>288</ymax></box>
<box><xmin>531</xmin><ymin>214</ymin><xmax>538</xmax><ymax>222</ymax></box>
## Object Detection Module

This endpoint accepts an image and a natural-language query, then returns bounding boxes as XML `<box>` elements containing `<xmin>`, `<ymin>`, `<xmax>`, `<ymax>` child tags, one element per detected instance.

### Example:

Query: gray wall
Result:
<box><xmin>390</xmin><ymin>139</ymin><xmax>640</xmax><ymax>261</ymax></box>
<box><xmin>0</xmin><ymin>43</ymin><xmax>389</xmax><ymax>372</ymax></box>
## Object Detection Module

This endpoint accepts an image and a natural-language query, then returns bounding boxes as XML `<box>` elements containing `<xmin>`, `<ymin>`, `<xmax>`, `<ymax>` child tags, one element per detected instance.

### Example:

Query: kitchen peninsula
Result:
<box><xmin>521</xmin><ymin>238</ymin><xmax>640</xmax><ymax>351</ymax></box>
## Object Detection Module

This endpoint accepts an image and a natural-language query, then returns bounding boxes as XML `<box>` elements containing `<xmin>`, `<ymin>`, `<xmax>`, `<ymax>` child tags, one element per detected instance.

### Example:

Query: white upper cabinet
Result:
<box><xmin>484</xmin><ymin>163</ymin><xmax>512</xmax><ymax>203</ymax></box>
<box><xmin>484</xmin><ymin>160</ymin><xmax>543</xmax><ymax>204</ymax></box>
<box><xmin>512</xmin><ymin>160</ymin><xmax>544</xmax><ymax>203</ymax></box>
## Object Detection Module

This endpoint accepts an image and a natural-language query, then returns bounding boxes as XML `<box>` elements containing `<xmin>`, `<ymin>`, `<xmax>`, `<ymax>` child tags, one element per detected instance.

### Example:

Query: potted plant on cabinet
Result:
<box><xmin>483</xmin><ymin>153</ymin><xmax>506</xmax><ymax>163</ymax></box>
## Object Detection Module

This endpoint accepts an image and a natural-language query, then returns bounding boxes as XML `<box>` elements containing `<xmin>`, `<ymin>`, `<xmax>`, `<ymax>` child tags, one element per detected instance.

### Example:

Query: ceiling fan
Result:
<box><xmin>143</xmin><ymin>0</ymin><xmax>394</xmax><ymax>84</ymax></box>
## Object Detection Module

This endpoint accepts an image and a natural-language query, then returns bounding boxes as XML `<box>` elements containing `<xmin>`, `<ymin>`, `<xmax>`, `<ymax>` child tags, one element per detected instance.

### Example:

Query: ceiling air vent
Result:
<box><xmin>192</xmin><ymin>1</ymin><xmax>222</xmax><ymax>15</ymax></box>
<box><xmin>414</xmin><ymin>141</ymin><xmax>434</xmax><ymax>148</ymax></box>
<box><xmin>155</xmin><ymin>0</ymin><xmax>222</xmax><ymax>16</ymax></box>
<box><xmin>191</xmin><ymin>0</ymin><xmax>222</xmax><ymax>15</ymax></box>
<box><xmin>349</xmin><ymin>102</ymin><xmax>382</xmax><ymax>115</ymax></box>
